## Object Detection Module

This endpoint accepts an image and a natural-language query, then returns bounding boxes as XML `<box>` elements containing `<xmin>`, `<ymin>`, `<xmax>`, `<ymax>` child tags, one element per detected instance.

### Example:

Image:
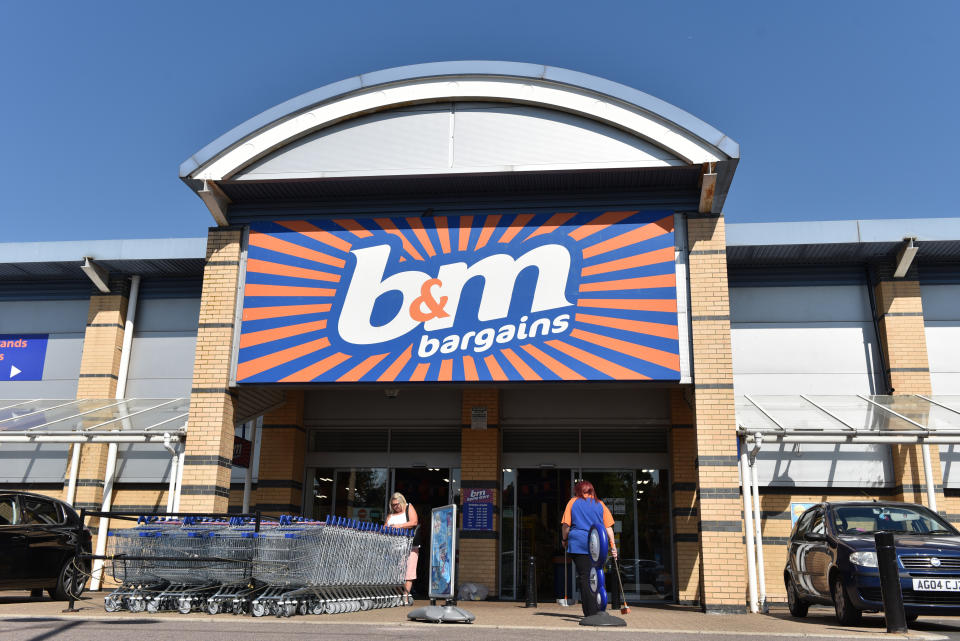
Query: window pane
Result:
<box><xmin>0</xmin><ymin>497</ymin><xmax>17</xmax><ymax>525</ymax></box>
<box><xmin>22</xmin><ymin>498</ymin><xmax>61</xmax><ymax>525</ymax></box>
<box><xmin>334</xmin><ymin>468</ymin><xmax>387</xmax><ymax>522</ymax></box>
<box><xmin>308</xmin><ymin>468</ymin><xmax>334</xmax><ymax>520</ymax></box>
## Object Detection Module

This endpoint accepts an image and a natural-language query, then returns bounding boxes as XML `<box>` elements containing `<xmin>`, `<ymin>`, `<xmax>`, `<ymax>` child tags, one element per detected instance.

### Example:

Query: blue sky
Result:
<box><xmin>1</xmin><ymin>1</ymin><xmax>957</xmax><ymax>241</ymax></box>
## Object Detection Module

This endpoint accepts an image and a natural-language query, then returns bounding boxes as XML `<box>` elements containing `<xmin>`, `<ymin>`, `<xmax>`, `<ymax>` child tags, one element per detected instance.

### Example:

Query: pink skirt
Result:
<box><xmin>406</xmin><ymin>546</ymin><xmax>419</xmax><ymax>581</ymax></box>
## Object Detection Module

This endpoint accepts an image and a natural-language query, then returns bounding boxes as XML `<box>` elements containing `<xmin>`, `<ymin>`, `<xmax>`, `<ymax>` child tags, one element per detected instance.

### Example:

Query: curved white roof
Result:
<box><xmin>181</xmin><ymin>61</ymin><xmax>739</xmax><ymax>182</ymax></box>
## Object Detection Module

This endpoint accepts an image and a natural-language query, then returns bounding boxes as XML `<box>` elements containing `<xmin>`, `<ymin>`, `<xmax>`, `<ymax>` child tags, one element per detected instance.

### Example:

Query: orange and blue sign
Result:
<box><xmin>0</xmin><ymin>334</ymin><xmax>48</xmax><ymax>381</ymax></box>
<box><xmin>236</xmin><ymin>210</ymin><xmax>680</xmax><ymax>383</ymax></box>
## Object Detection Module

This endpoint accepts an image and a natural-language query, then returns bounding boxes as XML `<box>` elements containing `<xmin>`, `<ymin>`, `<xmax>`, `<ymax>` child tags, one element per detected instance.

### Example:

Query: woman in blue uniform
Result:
<box><xmin>560</xmin><ymin>480</ymin><xmax>617</xmax><ymax>617</ymax></box>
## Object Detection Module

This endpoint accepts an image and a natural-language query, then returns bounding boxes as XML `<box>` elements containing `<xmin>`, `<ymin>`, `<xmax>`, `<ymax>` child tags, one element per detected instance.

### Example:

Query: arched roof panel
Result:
<box><xmin>180</xmin><ymin>61</ymin><xmax>738</xmax><ymax>182</ymax></box>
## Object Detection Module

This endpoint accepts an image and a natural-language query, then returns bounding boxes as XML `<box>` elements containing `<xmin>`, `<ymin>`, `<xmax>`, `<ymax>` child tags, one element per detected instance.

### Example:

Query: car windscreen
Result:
<box><xmin>832</xmin><ymin>505</ymin><xmax>957</xmax><ymax>536</ymax></box>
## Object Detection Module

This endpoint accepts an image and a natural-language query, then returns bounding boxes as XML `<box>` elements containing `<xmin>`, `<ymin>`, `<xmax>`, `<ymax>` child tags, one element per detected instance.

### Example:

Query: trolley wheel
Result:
<box><xmin>360</xmin><ymin>599</ymin><xmax>372</xmax><ymax>611</ymax></box>
<box><xmin>104</xmin><ymin>596</ymin><xmax>119</xmax><ymax>613</ymax></box>
<box><xmin>206</xmin><ymin>600</ymin><xmax>219</xmax><ymax>615</ymax></box>
<box><xmin>128</xmin><ymin>598</ymin><xmax>145</xmax><ymax>613</ymax></box>
<box><xmin>232</xmin><ymin>602</ymin><xmax>246</xmax><ymax>615</ymax></box>
<box><xmin>178</xmin><ymin>598</ymin><xmax>192</xmax><ymax>615</ymax></box>
<box><xmin>311</xmin><ymin>602</ymin><xmax>324</xmax><ymax>615</ymax></box>
<box><xmin>146</xmin><ymin>599</ymin><xmax>159</xmax><ymax>613</ymax></box>
<box><xmin>298</xmin><ymin>602</ymin><xmax>309</xmax><ymax>616</ymax></box>
<box><xmin>283</xmin><ymin>604</ymin><xmax>296</xmax><ymax>618</ymax></box>
<box><xmin>251</xmin><ymin>601</ymin><xmax>266</xmax><ymax>617</ymax></box>
<box><xmin>323</xmin><ymin>601</ymin><xmax>335</xmax><ymax>615</ymax></box>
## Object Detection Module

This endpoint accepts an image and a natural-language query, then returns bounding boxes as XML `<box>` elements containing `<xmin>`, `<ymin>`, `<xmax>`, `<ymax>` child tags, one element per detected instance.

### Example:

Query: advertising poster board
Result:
<box><xmin>0</xmin><ymin>334</ymin><xmax>48</xmax><ymax>381</ymax></box>
<box><xmin>429</xmin><ymin>504</ymin><xmax>457</xmax><ymax>599</ymax></box>
<box><xmin>235</xmin><ymin>211</ymin><xmax>680</xmax><ymax>384</ymax></box>
<box><xmin>461</xmin><ymin>487</ymin><xmax>494</xmax><ymax>531</ymax></box>
<box><xmin>791</xmin><ymin>502</ymin><xmax>817</xmax><ymax>527</ymax></box>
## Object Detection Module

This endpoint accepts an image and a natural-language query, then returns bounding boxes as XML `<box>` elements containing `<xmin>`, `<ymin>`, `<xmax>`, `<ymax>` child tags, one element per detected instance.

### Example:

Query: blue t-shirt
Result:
<box><xmin>566</xmin><ymin>498</ymin><xmax>605</xmax><ymax>555</ymax></box>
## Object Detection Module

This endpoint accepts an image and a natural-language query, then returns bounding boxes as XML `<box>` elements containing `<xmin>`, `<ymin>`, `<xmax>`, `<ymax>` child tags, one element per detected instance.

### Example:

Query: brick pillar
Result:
<box><xmin>873</xmin><ymin>267</ymin><xmax>940</xmax><ymax>505</ymax></box>
<box><xmin>180</xmin><ymin>228</ymin><xmax>243</xmax><ymax>512</ymax></box>
<box><xmin>459</xmin><ymin>389</ymin><xmax>500</xmax><ymax>596</ymax></box>
<box><xmin>670</xmin><ymin>387</ymin><xmax>701</xmax><ymax>604</ymax></box>
<box><xmin>686</xmin><ymin>214</ymin><xmax>745</xmax><ymax>613</ymax></box>
<box><xmin>254</xmin><ymin>391</ymin><xmax>305</xmax><ymax>516</ymax></box>
<box><xmin>69</xmin><ymin>277</ymin><xmax>131</xmax><ymax>510</ymax></box>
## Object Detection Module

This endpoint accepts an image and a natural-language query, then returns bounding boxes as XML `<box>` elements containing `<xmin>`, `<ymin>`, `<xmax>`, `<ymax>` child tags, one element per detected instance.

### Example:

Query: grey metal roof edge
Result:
<box><xmin>0</xmin><ymin>238</ymin><xmax>207</xmax><ymax>265</ymax></box>
<box><xmin>727</xmin><ymin>217</ymin><xmax>960</xmax><ymax>247</ymax></box>
<box><xmin>179</xmin><ymin>60</ymin><xmax>739</xmax><ymax>179</ymax></box>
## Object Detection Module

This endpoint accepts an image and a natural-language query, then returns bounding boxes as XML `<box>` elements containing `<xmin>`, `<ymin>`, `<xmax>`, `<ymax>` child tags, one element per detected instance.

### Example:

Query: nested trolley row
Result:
<box><xmin>103</xmin><ymin>515</ymin><xmax>416</xmax><ymax>617</ymax></box>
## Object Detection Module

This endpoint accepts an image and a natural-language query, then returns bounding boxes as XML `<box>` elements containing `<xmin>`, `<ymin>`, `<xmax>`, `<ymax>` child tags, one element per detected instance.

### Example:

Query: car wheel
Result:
<box><xmin>786</xmin><ymin>576</ymin><xmax>809</xmax><ymax>618</ymax></box>
<box><xmin>49</xmin><ymin>556</ymin><xmax>85</xmax><ymax>601</ymax></box>
<box><xmin>832</xmin><ymin>574</ymin><xmax>862</xmax><ymax>626</ymax></box>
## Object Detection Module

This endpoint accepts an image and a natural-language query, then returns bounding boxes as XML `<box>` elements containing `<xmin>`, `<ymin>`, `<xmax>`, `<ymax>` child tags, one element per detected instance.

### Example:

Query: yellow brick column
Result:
<box><xmin>70</xmin><ymin>277</ymin><xmax>130</xmax><ymax>511</ymax></box>
<box><xmin>253</xmin><ymin>391</ymin><xmax>305</xmax><ymax>516</ymax></box>
<box><xmin>459</xmin><ymin>389</ymin><xmax>500</xmax><ymax>596</ymax></box>
<box><xmin>686</xmin><ymin>213</ymin><xmax>745</xmax><ymax>613</ymax></box>
<box><xmin>180</xmin><ymin>228</ymin><xmax>244</xmax><ymax>512</ymax></box>
<box><xmin>873</xmin><ymin>267</ymin><xmax>941</xmax><ymax>506</ymax></box>
<box><xmin>670</xmin><ymin>387</ymin><xmax>701</xmax><ymax>604</ymax></box>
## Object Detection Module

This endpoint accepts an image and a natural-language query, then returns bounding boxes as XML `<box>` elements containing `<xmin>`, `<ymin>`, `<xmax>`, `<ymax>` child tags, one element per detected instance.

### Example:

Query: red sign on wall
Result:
<box><xmin>232</xmin><ymin>436</ymin><xmax>252</xmax><ymax>468</ymax></box>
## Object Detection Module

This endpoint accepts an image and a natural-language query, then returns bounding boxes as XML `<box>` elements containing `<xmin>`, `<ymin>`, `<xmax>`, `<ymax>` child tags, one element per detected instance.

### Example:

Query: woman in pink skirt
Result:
<box><xmin>385</xmin><ymin>492</ymin><xmax>419</xmax><ymax>604</ymax></box>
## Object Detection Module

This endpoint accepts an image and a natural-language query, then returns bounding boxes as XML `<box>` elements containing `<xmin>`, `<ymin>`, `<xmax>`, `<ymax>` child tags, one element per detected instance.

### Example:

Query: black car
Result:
<box><xmin>785</xmin><ymin>501</ymin><xmax>960</xmax><ymax>625</ymax></box>
<box><xmin>0</xmin><ymin>491</ymin><xmax>92</xmax><ymax>599</ymax></box>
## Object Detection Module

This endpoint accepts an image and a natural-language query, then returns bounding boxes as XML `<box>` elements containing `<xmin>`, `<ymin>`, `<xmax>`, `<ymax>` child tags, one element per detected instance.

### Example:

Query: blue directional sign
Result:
<box><xmin>0</xmin><ymin>334</ymin><xmax>49</xmax><ymax>381</ymax></box>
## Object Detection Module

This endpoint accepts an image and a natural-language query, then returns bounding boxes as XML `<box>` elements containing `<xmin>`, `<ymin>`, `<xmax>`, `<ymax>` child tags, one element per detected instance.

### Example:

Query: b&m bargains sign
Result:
<box><xmin>236</xmin><ymin>210</ymin><xmax>680</xmax><ymax>383</ymax></box>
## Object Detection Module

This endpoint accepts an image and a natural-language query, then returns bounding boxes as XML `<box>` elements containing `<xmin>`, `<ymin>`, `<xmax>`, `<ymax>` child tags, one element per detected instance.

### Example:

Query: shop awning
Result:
<box><xmin>0</xmin><ymin>398</ymin><xmax>188</xmax><ymax>443</ymax></box>
<box><xmin>736</xmin><ymin>394</ymin><xmax>960</xmax><ymax>443</ymax></box>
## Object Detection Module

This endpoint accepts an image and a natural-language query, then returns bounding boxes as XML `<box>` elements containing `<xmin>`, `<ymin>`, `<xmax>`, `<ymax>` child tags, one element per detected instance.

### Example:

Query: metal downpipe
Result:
<box><xmin>91</xmin><ymin>274</ymin><xmax>140</xmax><ymax>591</ymax></box>
<box><xmin>740</xmin><ymin>440</ymin><xmax>759</xmax><ymax>613</ymax></box>
<box><xmin>921</xmin><ymin>442</ymin><xmax>938</xmax><ymax>512</ymax></box>
<box><xmin>750</xmin><ymin>434</ymin><xmax>767</xmax><ymax>612</ymax></box>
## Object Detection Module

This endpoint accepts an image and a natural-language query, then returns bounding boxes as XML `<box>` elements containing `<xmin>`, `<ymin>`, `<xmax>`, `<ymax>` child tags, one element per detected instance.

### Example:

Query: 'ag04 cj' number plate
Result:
<box><xmin>913</xmin><ymin>578</ymin><xmax>960</xmax><ymax>591</ymax></box>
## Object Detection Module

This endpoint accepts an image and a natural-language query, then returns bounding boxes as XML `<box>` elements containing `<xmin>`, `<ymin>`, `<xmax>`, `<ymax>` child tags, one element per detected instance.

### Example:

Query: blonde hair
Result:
<box><xmin>390</xmin><ymin>492</ymin><xmax>407</xmax><ymax>512</ymax></box>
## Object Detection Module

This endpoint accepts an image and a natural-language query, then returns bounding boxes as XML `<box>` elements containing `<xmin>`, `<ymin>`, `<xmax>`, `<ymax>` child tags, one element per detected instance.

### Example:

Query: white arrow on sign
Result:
<box><xmin>9</xmin><ymin>365</ymin><xmax>21</xmax><ymax>378</ymax></box>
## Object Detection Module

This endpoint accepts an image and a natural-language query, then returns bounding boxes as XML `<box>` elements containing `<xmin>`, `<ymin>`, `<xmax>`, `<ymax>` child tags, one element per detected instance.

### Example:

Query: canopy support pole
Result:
<box><xmin>739</xmin><ymin>439</ymin><xmax>759</xmax><ymax>613</ymax></box>
<box><xmin>65</xmin><ymin>443</ymin><xmax>81</xmax><ymax>506</ymax></box>
<box><xmin>163</xmin><ymin>433</ymin><xmax>178</xmax><ymax>514</ymax></box>
<box><xmin>173</xmin><ymin>447</ymin><xmax>185</xmax><ymax>512</ymax></box>
<box><xmin>749</xmin><ymin>434</ymin><xmax>767</xmax><ymax>612</ymax></box>
<box><xmin>921</xmin><ymin>442</ymin><xmax>938</xmax><ymax>512</ymax></box>
<box><xmin>241</xmin><ymin>419</ymin><xmax>259</xmax><ymax>513</ymax></box>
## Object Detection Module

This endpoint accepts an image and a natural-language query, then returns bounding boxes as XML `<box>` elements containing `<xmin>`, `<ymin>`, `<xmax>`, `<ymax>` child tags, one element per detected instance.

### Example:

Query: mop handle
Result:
<box><xmin>614</xmin><ymin>556</ymin><xmax>628</xmax><ymax>605</ymax></box>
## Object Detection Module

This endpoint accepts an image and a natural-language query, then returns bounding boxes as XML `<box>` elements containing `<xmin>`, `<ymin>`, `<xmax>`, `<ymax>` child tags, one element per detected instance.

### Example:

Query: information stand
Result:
<box><xmin>408</xmin><ymin>504</ymin><xmax>475</xmax><ymax>624</ymax></box>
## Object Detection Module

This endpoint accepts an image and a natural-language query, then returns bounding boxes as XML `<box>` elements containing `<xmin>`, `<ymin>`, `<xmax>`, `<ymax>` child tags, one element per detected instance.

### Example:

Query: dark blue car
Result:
<box><xmin>785</xmin><ymin>501</ymin><xmax>960</xmax><ymax>625</ymax></box>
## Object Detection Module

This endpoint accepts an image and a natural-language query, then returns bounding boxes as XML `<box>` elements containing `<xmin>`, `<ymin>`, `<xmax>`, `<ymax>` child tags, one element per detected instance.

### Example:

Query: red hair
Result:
<box><xmin>574</xmin><ymin>481</ymin><xmax>597</xmax><ymax>502</ymax></box>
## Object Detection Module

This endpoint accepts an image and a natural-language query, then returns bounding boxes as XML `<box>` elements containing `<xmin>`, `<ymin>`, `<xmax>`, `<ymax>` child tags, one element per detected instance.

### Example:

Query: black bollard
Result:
<box><xmin>525</xmin><ymin>555</ymin><xmax>537</xmax><ymax>607</ymax></box>
<box><xmin>875</xmin><ymin>531</ymin><xmax>908</xmax><ymax>633</ymax></box>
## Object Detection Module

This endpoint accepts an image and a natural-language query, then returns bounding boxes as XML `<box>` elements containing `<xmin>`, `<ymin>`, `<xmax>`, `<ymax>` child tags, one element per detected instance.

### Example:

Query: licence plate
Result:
<box><xmin>913</xmin><ymin>578</ymin><xmax>960</xmax><ymax>591</ymax></box>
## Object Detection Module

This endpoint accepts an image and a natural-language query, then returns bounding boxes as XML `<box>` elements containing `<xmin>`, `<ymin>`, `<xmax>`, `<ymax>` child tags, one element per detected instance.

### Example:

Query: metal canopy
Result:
<box><xmin>737</xmin><ymin>395</ymin><xmax>960</xmax><ymax>444</ymax></box>
<box><xmin>0</xmin><ymin>398</ymin><xmax>188</xmax><ymax>443</ymax></box>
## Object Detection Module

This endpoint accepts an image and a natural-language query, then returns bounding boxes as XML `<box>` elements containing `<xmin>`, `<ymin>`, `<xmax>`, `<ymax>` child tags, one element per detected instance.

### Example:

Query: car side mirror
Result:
<box><xmin>807</xmin><ymin>532</ymin><xmax>826</xmax><ymax>542</ymax></box>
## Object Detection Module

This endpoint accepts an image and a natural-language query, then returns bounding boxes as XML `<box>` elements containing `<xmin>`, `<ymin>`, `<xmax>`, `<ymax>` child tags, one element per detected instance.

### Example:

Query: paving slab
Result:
<box><xmin>0</xmin><ymin>592</ymin><xmax>956</xmax><ymax>639</ymax></box>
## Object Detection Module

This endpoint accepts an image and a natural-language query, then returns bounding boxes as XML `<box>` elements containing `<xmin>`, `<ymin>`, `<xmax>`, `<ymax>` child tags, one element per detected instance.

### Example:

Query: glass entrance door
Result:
<box><xmin>581</xmin><ymin>468</ymin><xmax>672</xmax><ymax>602</ymax></box>
<box><xmin>393</xmin><ymin>468</ymin><xmax>453</xmax><ymax>597</ymax></box>
<box><xmin>501</xmin><ymin>467</ymin><xmax>673</xmax><ymax>602</ymax></box>
<box><xmin>501</xmin><ymin>468</ymin><xmax>572</xmax><ymax>601</ymax></box>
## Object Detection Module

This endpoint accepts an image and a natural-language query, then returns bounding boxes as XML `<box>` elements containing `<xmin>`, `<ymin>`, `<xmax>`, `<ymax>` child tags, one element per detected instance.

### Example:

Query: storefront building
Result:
<box><xmin>1</xmin><ymin>62</ymin><xmax>959</xmax><ymax>613</ymax></box>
